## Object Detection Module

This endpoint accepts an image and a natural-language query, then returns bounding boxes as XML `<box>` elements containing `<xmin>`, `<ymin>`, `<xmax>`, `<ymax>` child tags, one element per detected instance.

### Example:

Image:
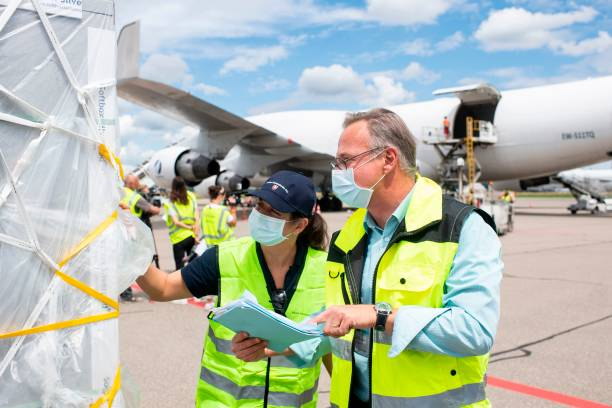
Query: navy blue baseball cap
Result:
<box><xmin>250</xmin><ymin>170</ymin><xmax>316</xmax><ymax>217</ymax></box>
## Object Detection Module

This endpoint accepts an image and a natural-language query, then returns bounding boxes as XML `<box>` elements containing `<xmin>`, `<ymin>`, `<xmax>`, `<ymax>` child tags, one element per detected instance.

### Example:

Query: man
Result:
<box><xmin>119</xmin><ymin>174</ymin><xmax>161</xmax><ymax>300</ymax></box>
<box><xmin>312</xmin><ymin>108</ymin><xmax>503</xmax><ymax>407</ymax></box>
<box><xmin>443</xmin><ymin>115</ymin><xmax>450</xmax><ymax>138</ymax></box>
<box><xmin>120</xmin><ymin>174</ymin><xmax>161</xmax><ymax>229</ymax></box>
<box><xmin>200</xmin><ymin>185</ymin><xmax>237</xmax><ymax>246</ymax></box>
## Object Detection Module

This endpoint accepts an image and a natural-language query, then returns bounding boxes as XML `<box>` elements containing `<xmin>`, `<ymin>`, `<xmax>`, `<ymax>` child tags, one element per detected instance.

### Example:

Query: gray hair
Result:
<box><xmin>343</xmin><ymin>108</ymin><xmax>417</xmax><ymax>177</ymax></box>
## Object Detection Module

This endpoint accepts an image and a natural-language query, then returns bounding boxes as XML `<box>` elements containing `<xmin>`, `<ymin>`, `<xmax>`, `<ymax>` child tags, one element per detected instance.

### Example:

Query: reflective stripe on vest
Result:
<box><xmin>330</xmin><ymin>383</ymin><xmax>486</xmax><ymax>408</ymax></box>
<box><xmin>205</xmin><ymin>327</ymin><xmax>295</xmax><ymax>368</ymax></box>
<box><xmin>325</xmin><ymin>176</ymin><xmax>494</xmax><ymax>408</ymax></box>
<box><xmin>196</xmin><ymin>237</ymin><xmax>327</xmax><ymax>407</ymax></box>
<box><xmin>200</xmin><ymin>204</ymin><xmax>233</xmax><ymax>245</ymax></box>
<box><xmin>200</xmin><ymin>365</ymin><xmax>319</xmax><ymax>406</ymax></box>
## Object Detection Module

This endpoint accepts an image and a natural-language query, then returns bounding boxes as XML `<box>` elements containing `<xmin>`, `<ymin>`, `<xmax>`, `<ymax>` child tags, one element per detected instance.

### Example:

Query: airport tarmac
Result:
<box><xmin>119</xmin><ymin>197</ymin><xmax>612</xmax><ymax>407</ymax></box>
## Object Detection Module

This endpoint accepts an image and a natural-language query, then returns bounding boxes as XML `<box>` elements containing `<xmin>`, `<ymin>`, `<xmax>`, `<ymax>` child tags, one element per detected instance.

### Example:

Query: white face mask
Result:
<box><xmin>248</xmin><ymin>209</ymin><xmax>291</xmax><ymax>246</ymax></box>
<box><xmin>331</xmin><ymin>150</ymin><xmax>386</xmax><ymax>208</ymax></box>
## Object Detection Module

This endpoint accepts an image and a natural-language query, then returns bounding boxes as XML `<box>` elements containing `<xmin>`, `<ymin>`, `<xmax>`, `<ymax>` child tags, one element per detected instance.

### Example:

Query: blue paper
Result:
<box><xmin>209</xmin><ymin>291</ymin><xmax>323</xmax><ymax>352</ymax></box>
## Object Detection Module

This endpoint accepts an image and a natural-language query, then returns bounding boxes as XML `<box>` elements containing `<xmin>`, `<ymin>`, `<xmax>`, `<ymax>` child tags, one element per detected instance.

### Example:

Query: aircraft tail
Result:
<box><xmin>117</xmin><ymin>21</ymin><xmax>140</xmax><ymax>80</ymax></box>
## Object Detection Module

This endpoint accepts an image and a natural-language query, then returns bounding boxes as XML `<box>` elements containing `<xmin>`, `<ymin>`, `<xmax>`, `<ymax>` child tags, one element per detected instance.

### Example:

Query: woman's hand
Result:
<box><xmin>230</xmin><ymin>332</ymin><xmax>294</xmax><ymax>361</ymax></box>
<box><xmin>192</xmin><ymin>225</ymin><xmax>201</xmax><ymax>239</ymax></box>
<box><xmin>231</xmin><ymin>332</ymin><xmax>268</xmax><ymax>362</ymax></box>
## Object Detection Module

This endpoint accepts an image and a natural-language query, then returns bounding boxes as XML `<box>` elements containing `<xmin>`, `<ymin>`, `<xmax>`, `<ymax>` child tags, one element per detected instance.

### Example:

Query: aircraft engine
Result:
<box><xmin>216</xmin><ymin>171</ymin><xmax>250</xmax><ymax>192</ymax></box>
<box><xmin>144</xmin><ymin>146</ymin><xmax>220</xmax><ymax>189</ymax></box>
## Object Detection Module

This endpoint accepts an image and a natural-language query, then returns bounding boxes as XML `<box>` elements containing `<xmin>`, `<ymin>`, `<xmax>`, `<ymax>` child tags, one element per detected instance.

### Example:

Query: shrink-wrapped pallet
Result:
<box><xmin>0</xmin><ymin>0</ymin><xmax>153</xmax><ymax>406</ymax></box>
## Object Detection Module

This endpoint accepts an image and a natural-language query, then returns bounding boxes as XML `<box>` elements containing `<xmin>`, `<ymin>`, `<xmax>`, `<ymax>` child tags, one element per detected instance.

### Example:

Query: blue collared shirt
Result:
<box><xmin>290</xmin><ymin>192</ymin><xmax>503</xmax><ymax>403</ymax></box>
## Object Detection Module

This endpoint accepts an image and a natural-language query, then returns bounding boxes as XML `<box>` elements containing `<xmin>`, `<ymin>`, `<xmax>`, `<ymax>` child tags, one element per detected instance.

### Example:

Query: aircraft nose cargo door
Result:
<box><xmin>433</xmin><ymin>83</ymin><xmax>502</xmax><ymax>140</ymax></box>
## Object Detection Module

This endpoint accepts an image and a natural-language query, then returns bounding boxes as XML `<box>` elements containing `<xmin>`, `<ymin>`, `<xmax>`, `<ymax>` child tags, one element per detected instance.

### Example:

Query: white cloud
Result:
<box><xmin>117</xmin><ymin>0</ymin><xmax>456</xmax><ymax>53</ymax></box>
<box><xmin>220</xmin><ymin>46</ymin><xmax>288</xmax><ymax>75</ymax></box>
<box><xmin>364</xmin><ymin>76</ymin><xmax>415</xmax><ymax>106</ymax></box>
<box><xmin>402</xmin><ymin>38</ymin><xmax>433</xmax><ymax>56</ymax></box>
<box><xmin>162</xmin><ymin>126</ymin><xmax>199</xmax><ymax>144</ymax></box>
<box><xmin>250</xmin><ymin>64</ymin><xmax>415</xmax><ymax>113</ymax></box>
<box><xmin>366</xmin><ymin>0</ymin><xmax>454</xmax><ymax>26</ymax></box>
<box><xmin>399</xmin><ymin>62</ymin><xmax>441</xmax><ymax>84</ymax></box>
<box><xmin>474</xmin><ymin>6</ymin><xmax>598</xmax><ymax>52</ymax></box>
<box><xmin>403</xmin><ymin>31</ymin><xmax>465</xmax><ymax>56</ymax></box>
<box><xmin>369</xmin><ymin>62</ymin><xmax>440</xmax><ymax>84</ymax></box>
<box><xmin>194</xmin><ymin>83</ymin><xmax>228</xmax><ymax>96</ymax></box>
<box><xmin>119</xmin><ymin>141</ymin><xmax>156</xmax><ymax>166</ymax></box>
<box><xmin>141</xmin><ymin>54</ymin><xmax>193</xmax><ymax>87</ymax></box>
<box><xmin>249</xmin><ymin>78</ymin><xmax>292</xmax><ymax>94</ymax></box>
<box><xmin>437</xmin><ymin>31</ymin><xmax>465</xmax><ymax>52</ymax></box>
<box><xmin>298</xmin><ymin>64</ymin><xmax>365</xmax><ymax>97</ymax></box>
<box><xmin>485</xmin><ymin>66</ymin><xmax>579</xmax><ymax>89</ymax></box>
<box><xmin>554</xmin><ymin>31</ymin><xmax>612</xmax><ymax>57</ymax></box>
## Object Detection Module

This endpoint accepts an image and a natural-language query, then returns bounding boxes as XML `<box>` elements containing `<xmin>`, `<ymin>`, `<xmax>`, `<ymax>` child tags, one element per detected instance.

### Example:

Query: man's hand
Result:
<box><xmin>231</xmin><ymin>332</ymin><xmax>293</xmax><ymax>362</ymax></box>
<box><xmin>311</xmin><ymin>305</ymin><xmax>377</xmax><ymax>337</ymax></box>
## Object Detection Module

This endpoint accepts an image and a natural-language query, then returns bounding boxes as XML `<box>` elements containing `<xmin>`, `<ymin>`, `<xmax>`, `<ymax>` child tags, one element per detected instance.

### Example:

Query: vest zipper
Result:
<box><xmin>263</xmin><ymin>357</ymin><xmax>271</xmax><ymax>407</ymax></box>
<box><xmin>365</xmin><ymin>219</ymin><xmax>439</xmax><ymax>405</ymax></box>
<box><xmin>344</xmin><ymin>252</ymin><xmax>359</xmax><ymax>304</ymax></box>
<box><xmin>340</xmin><ymin>273</ymin><xmax>351</xmax><ymax>305</ymax></box>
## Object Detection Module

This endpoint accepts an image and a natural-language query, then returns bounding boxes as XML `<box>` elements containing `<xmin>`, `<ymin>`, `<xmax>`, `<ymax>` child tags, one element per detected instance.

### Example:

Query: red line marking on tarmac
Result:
<box><xmin>187</xmin><ymin>298</ymin><xmax>205</xmax><ymax>308</ymax></box>
<box><xmin>488</xmin><ymin>376</ymin><xmax>611</xmax><ymax>407</ymax></box>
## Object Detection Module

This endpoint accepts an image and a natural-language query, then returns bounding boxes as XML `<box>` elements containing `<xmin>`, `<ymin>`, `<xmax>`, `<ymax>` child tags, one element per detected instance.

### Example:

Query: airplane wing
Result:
<box><xmin>117</xmin><ymin>21</ymin><xmax>329</xmax><ymax>176</ymax></box>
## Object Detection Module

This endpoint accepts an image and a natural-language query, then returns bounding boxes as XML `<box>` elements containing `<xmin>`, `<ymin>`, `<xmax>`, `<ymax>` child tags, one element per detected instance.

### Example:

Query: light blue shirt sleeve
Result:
<box><xmin>389</xmin><ymin>212</ymin><xmax>503</xmax><ymax>358</ymax></box>
<box><xmin>286</xmin><ymin>336</ymin><xmax>332</xmax><ymax>368</ymax></box>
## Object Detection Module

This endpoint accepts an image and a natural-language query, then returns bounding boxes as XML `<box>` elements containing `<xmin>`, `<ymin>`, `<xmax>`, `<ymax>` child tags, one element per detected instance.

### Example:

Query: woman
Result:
<box><xmin>137</xmin><ymin>170</ymin><xmax>330</xmax><ymax>407</ymax></box>
<box><xmin>164</xmin><ymin>176</ymin><xmax>200</xmax><ymax>269</ymax></box>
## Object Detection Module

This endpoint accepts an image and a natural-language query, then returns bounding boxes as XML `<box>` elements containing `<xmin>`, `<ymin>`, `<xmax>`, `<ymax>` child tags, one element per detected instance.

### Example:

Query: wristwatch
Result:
<box><xmin>374</xmin><ymin>302</ymin><xmax>392</xmax><ymax>332</ymax></box>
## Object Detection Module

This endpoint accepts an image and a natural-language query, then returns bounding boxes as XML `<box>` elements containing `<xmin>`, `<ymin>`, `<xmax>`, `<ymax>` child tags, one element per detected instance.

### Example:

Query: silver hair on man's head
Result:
<box><xmin>343</xmin><ymin>108</ymin><xmax>417</xmax><ymax>177</ymax></box>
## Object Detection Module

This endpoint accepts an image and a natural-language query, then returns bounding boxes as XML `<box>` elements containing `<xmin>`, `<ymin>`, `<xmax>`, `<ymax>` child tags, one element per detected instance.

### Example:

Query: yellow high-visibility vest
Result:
<box><xmin>120</xmin><ymin>187</ymin><xmax>143</xmax><ymax>218</ymax></box>
<box><xmin>200</xmin><ymin>204</ymin><xmax>234</xmax><ymax>245</ymax></box>
<box><xmin>164</xmin><ymin>191</ymin><xmax>197</xmax><ymax>245</ymax></box>
<box><xmin>196</xmin><ymin>237</ymin><xmax>327</xmax><ymax>407</ymax></box>
<box><xmin>325</xmin><ymin>176</ymin><xmax>496</xmax><ymax>408</ymax></box>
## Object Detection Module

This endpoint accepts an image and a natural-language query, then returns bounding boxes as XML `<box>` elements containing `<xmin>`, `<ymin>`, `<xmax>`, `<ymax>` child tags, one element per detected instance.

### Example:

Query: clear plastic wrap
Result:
<box><xmin>0</xmin><ymin>1</ymin><xmax>153</xmax><ymax>406</ymax></box>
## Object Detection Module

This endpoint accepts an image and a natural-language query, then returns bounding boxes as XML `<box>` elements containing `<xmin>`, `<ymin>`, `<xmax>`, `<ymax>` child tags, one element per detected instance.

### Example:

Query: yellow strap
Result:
<box><xmin>0</xmin><ymin>311</ymin><xmax>118</xmax><ymax>340</ymax></box>
<box><xmin>0</xmin><ymin>211</ymin><xmax>119</xmax><ymax>339</ymax></box>
<box><xmin>98</xmin><ymin>144</ymin><xmax>125</xmax><ymax>181</ymax></box>
<box><xmin>55</xmin><ymin>269</ymin><xmax>119</xmax><ymax>310</ymax></box>
<box><xmin>90</xmin><ymin>365</ymin><xmax>122</xmax><ymax>408</ymax></box>
<box><xmin>59</xmin><ymin>211</ymin><xmax>118</xmax><ymax>268</ymax></box>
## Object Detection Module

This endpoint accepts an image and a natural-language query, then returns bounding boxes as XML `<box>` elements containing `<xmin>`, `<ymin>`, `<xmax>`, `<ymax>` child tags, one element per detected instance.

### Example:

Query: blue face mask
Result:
<box><xmin>248</xmin><ymin>209</ymin><xmax>290</xmax><ymax>246</ymax></box>
<box><xmin>332</xmin><ymin>168</ymin><xmax>386</xmax><ymax>208</ymax></box>
<box><xmin>332</xmin><ymin>148</ymin><xmax>387</xmax><ymax>208</ymax></box>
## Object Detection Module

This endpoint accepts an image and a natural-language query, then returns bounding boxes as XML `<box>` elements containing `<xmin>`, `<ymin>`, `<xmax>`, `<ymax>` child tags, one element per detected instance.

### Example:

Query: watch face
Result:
<box><xmin>376</xmin><ymin>302</ymin><xmax>392</xmax><ymax>314</ymax></box>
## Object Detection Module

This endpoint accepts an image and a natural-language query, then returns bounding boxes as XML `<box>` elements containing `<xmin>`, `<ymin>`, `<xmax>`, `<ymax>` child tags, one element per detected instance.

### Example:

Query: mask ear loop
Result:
<box><xmin>281</xmin><ymin>216</ymin><xmax>305</xmax><ymax>240</ymax></box>
<box><xmin>353</xmin><ymin>147</ymin><xmax>388</xmax><ymax>190</ymax></box>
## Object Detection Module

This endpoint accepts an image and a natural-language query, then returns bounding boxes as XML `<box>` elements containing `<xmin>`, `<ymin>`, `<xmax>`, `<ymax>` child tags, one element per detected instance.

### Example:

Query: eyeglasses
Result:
<box><xmin>330</xmin><ymin>146</ymin><xmax>387</xmax><ymax>170</ymax></box>
<box><xmin>270</xmin><ymin>289</ymin><xmax>288</xmax><ymax>314</ymax></box>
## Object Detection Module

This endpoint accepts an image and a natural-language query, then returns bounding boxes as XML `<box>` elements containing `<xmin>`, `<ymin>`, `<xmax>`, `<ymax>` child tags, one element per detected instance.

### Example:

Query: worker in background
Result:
<box><xmin>119</xmin><ymin>174</ymin><xmax>161</xmax><ymax>301</ymax></box>
<box><xmin>136</xmin><ymin>171</ymin><xmax>331</xmax><ymax>407</ymax></box>
<box><xmin>306</xmin><ymin>108</ymin><xmax>502</xmax><ymax>407</ymax></box>
<box><xmin>200</xmin><ymin>185</ymin><xmax>237</xmax><ymax>246</ymax></box>
<box><xmin>500</xmin><ymin>189</ymin><xmax>515</xmax><ymax>204</ymax></box>
<box><xmin>164</xmin><ymin>176</ymin><xmax>200</xmax><ymax>270</ymax></box>
<box><xmin>120</xmin><ymin>174</ymin><xmax>161</xmax><ymax>228</ymax></box>
<box><xmin>443</xmin><ymin>115</ymin><xmax>450</xmax><ymax>138</ymax></box>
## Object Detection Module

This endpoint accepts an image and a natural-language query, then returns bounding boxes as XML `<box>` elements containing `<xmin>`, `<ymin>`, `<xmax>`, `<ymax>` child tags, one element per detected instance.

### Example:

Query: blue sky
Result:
<box><xmin>115</xmin><ymin>0</ymin><xmax>612</xmax><ymax>168</ymax></box>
